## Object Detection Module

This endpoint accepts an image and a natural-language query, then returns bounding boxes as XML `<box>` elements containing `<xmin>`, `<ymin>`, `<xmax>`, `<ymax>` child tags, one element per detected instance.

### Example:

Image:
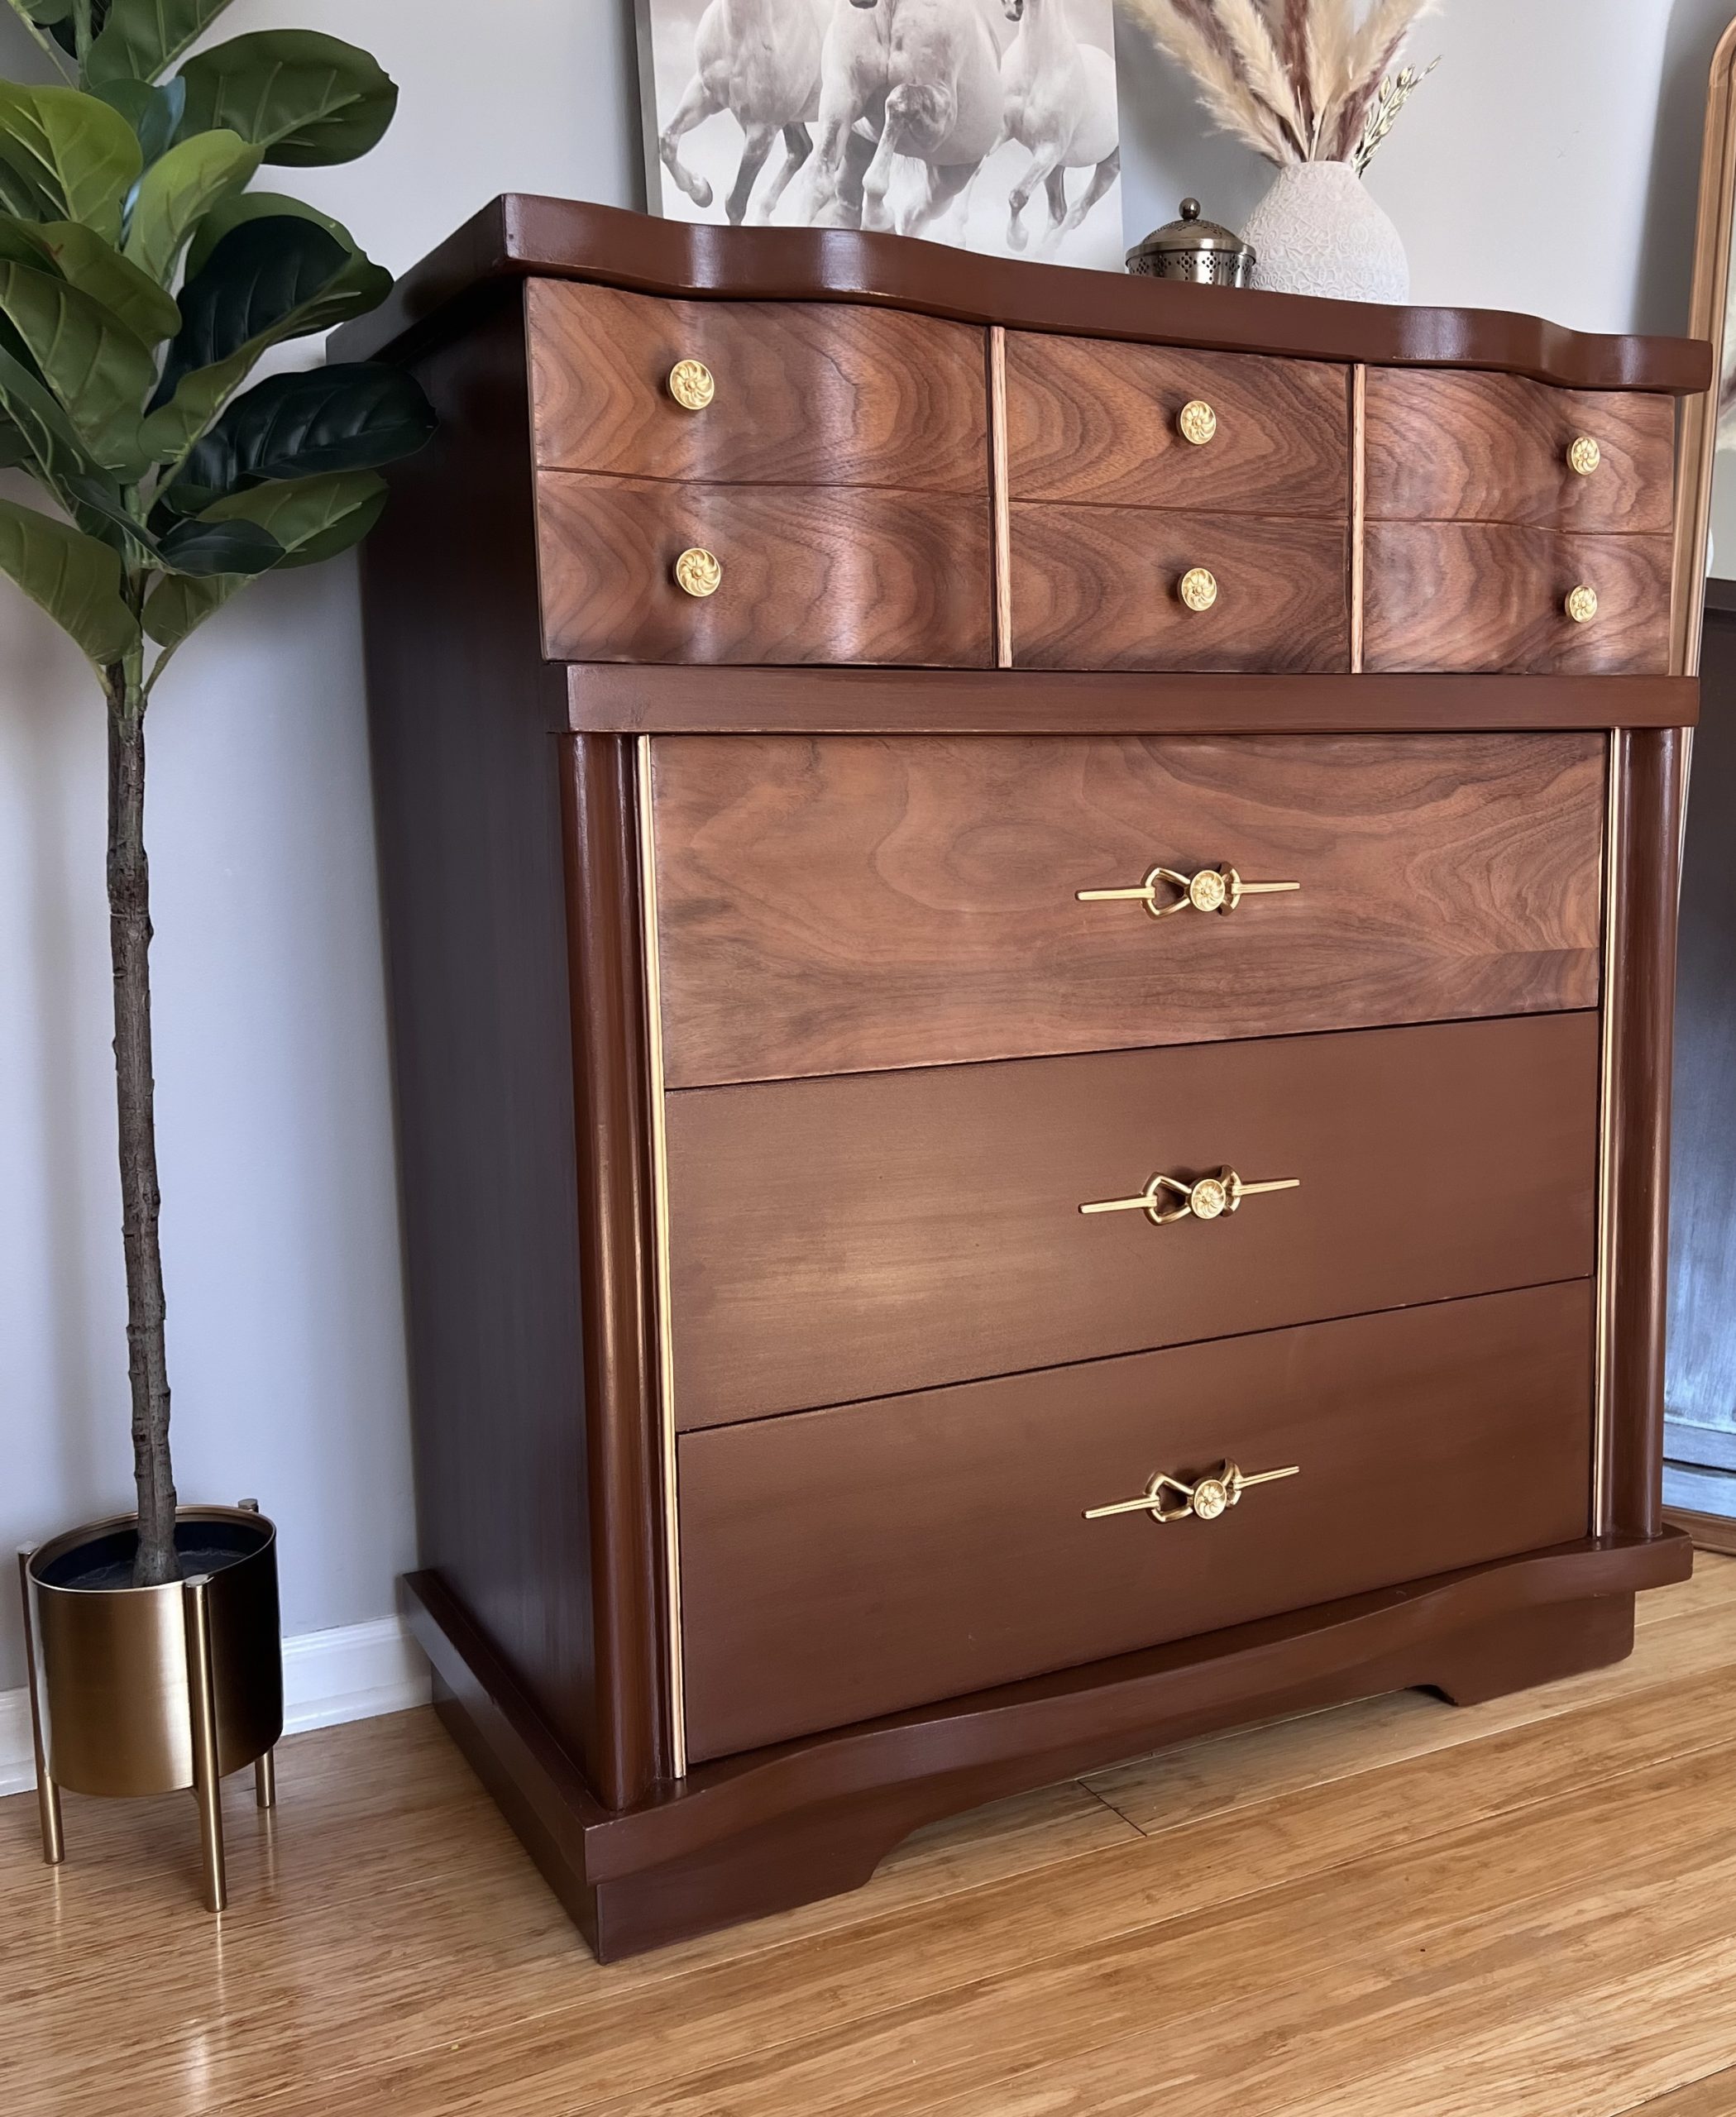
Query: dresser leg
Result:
<box><xmin>1428</xmin><ymin>1594</ymin><xmax>1635</xmax><ymax>1708</ymax></box>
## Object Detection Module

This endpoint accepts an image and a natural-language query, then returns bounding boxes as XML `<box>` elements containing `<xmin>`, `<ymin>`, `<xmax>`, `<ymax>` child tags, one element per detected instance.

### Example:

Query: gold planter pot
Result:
<box><xmin>18</xmin><ymin>1503</ymin><xmax>284</xmax><ymax>1911</ymax></box>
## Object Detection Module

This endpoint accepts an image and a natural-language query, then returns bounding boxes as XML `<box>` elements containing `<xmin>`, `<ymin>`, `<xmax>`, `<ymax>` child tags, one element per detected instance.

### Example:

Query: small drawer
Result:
<box><xmin>1364</xmin><ymin>520</ymin><xmax>1671</xmax><ymax>675</ymax></box>
<box><xmin>665</xmin><ymin>1011</ymin><xmax>1600</xmax><ymax>1426</ymax></box>
<box><xmin>1365</xmin><ymin>370</ymin><xmax>1675</xmax><ymax>535</ymax></box>
<box><xmin>1005</xmin><ymin>335</ymin><xmax>1351</xmax><ymax>514</ymax></box>
<box><xmin>647</xmin><ymin>731</ymin><xmax>1605</xmax><ymax>1087</ymax></box>
<box><xmin>527</xmin><ymin>280</ymin><xmax>990</xmax><ymax>494</ymax></box>
<box><xmin>1010</xmin><ymin>504</ymin><xmax>1350</xmax><ymax>671</ymax></box>
<box><xmin>678</xmin><ymin>1281</ymin><xmax>1594</xmax><ymax>1759</ymax></box>
<box><xmin>535</xmin><ymin>471</ymin><xmax>993</xmax><ymax>667</ymax></box>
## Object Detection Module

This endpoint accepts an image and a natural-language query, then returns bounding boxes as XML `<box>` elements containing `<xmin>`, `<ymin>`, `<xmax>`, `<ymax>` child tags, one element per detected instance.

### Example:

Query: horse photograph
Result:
<box><xmin>634</xmin><ymin>0</ymin><xmax>1124</xmax><ymax>268</ymax></box>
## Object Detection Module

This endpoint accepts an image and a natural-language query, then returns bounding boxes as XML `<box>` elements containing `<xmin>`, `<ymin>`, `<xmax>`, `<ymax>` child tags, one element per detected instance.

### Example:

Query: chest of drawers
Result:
<box><xmin>342</xmin><ymin>197</ymin><xmax>1708</xmax><ymax>1962</ymax></box>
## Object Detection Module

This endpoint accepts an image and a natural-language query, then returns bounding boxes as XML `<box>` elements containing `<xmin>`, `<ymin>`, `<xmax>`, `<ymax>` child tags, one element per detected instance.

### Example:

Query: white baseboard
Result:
<box><xmin>0</xmin><ymin>1613</ymin><xmax>431</xmax><ymax>1799</ymax></box>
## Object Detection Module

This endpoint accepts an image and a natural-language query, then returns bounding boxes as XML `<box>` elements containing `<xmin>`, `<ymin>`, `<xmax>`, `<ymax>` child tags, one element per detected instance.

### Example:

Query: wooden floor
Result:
<box><xmin>8</xmin><ymin>1563</ymin><xmax>1736</xmax><ymax>2115</ymax></box>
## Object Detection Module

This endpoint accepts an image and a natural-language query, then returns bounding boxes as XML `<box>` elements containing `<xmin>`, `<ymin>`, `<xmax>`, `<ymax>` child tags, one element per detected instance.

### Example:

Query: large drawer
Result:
<box><xmin>536</xmin><ymin>471</ymin><xmax>993</xmax><ymax>667</ymax></box>
<box><xmin>647</xmin><ymin>731</ymin><xmax>1606</xmax><ymax>1087</ymax></box>
<box><xmin>678</xmin><ymin>1281</ymin><xmax>1595</xmax><ymax>1760</ymax></box>
<box><xmin>666</xmin><ymin>1012</ymin><xmax>1600</xmax><ymax>1426</ymax></box>
<box><xmin>528</xmin><ymin>280</ymin><xmax>991</xmax><ymax>494</ymax></box>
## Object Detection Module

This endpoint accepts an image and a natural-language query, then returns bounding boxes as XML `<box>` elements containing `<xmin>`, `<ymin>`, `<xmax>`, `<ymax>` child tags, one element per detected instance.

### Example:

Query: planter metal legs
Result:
<box><xmin>17</xmin><ymin>1503</ymin><xmax>283</xmax><ymax>1911</ymax></box>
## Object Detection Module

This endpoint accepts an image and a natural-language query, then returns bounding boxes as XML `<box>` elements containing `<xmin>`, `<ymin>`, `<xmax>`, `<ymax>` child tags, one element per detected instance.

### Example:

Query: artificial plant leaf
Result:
<box><xmin>0</xmin><ymin>338</ymin><xmax>126</xmax><ymax>518</ymax></box>
<box><xmin>92</xmin><ymin>74</ymin><xmax>187</xmax><ymax>170</ymax></box>
<box><xmin>17</xmin><ymin>2</ymin><xmax>74</xmax><ymax>22</ymax></box>
<box><xmin>88</xmin><ymin>0</ymin><xmax>237</xmax><ymax>87</ymax></box>
<box><xmin>28</xmin><ymin>218</ymin><xmax>179</xmax><ymax>342</ymax></box>
<box><xmin>0</xmin><ymin>494</ymin><xmax>138</xmax><ymax>665</ymax></box>
<box><xmin>41</xmin><ymin>0</ymin><xmax>110</xmax><ymax>54</ymax></box>
<box><xmin>0</xmin><ymin>409</ymin><xmax>28</xmax><ymax>467</ymax></box>
<box><xmin>0</xmin><ymin>258</ymin><xmax>154</xmax><ymax>472</ymax></box>
<box><xmin>122</xmin><ymin>125</ymin><xmax>257</xmax><ymax>287</ymax></box>
<box><xmin>0</xmin><ymin>83</ymin><xmax>141</xmax><ymax>241</ymax></box>
<box><xmin>175</xmin><ymin>31</ymin><xmax>397</xmax><ymax>167</ymax></box>
<box><xmin>143</xmin><ymin>466</ymin><xmax>383</xmax><ymax>646</ymax></box>
<box><xmin>155</xmin><ymin>509</ymin><xmax>281</xmax><ymax>574</ymax></box>
<box><xmin>141</xmin><ymin>565</ymin><xmax>229</xmax><ymax>647</ymax></box>
<box><xmin>182</xmin><ymin>188</ymin><xmax>387</xmax><ymax>301</ymax></box>
<box><xmin>172</xmin><ymin>361</ymin><xmax>433</xmax><ymax>503</ymax></box>
<box><xmin>155</xmin><ymin>215</ymin><xmax>348</xmax><ymax>399</ymax></box>
<box><xmin>0</xmin><ymin>155</ymin><xmax>43</xmax><ymax>219</ymax></box>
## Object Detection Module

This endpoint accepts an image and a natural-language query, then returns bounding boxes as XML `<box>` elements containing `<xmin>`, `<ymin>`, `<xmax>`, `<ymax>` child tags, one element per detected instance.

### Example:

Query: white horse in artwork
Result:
<box><xmin>997</xmin><ymin>0</ymin><xmax>1119</xmax><ymax>251</ymax></box>
<box><xmin>658</xmin><ymin>0</ymin><xmax>825</xmax><ymax>226</ymax></box>
<box><xmin>808</xmin><ymin>0</ymin><xmax>1005</xmax><ymax>239</ymax></box>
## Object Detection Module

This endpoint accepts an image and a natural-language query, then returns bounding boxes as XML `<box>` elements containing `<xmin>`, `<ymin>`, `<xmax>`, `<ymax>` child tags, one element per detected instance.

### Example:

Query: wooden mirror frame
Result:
<box><xmin>1675</xmin><ymin>17</ymin><xmax>1736</xmax><ymax>675</ymax></box>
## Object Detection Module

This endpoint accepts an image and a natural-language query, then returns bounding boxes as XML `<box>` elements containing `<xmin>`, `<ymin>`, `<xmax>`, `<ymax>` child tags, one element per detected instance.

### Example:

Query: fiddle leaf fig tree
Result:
<box><xmin>0</xmin><ymin>1</ymin><xmax>434</xmax><ymax>1586</ymax></box>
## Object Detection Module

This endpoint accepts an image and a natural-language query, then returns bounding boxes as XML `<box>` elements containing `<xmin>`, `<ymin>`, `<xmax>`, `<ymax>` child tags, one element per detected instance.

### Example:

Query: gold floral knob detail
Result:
<box><xmin>1178</xmin><ymin>399</ymin><xmax>1217</xmax><ymax>447</ymax></box>
<box><xmin>1565</xmin><ymin>584</ymin><xmax>1600</xmax><ymax>624</ymax></box>
<box><xmin>667</xmin><ymin>358</ymin><xmax>715</xmax><ymax>411</ymax></box>
<box><xmin>1567</xmin><ymin>435</ymin><xmax>1602</xmax><ymax>477</ymax></box>
<box><xmin>1179</xmin><ymin>566</ymin><xmax>1218</xmax><ymax>613</ymax></box>
<box><xmin>673</xmin><ymin>547</ymin><xmax>722</xmax><ymax>599</ymax></box>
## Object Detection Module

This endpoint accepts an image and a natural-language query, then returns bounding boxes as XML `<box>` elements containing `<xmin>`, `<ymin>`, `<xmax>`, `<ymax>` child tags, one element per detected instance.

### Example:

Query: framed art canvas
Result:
<box><xmin>633</xmin><ymin>0</ymin><xmax>1124</xmax><ymax>268</ymax></box>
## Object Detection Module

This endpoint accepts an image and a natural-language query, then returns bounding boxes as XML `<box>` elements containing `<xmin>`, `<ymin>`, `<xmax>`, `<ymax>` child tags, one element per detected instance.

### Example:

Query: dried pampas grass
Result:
<box><xmin>1120</xmin><ymin>0</ymin><xmax>1439</xmax><ymax>169</ymax></box>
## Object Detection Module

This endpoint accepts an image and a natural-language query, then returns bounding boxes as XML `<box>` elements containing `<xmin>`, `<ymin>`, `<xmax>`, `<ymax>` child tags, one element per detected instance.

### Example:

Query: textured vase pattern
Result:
<box><xmin>1241</xmin><ymin>160</ymin><xmax>1409</xmax><ymax>303</ymax></box>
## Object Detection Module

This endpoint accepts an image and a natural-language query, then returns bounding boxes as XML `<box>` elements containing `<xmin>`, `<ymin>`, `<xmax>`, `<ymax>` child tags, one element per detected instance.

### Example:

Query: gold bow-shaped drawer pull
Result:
<box><xmin>1077</xmin><ymin>863</ymin><xmax>1298</xmax><ymax>920</ymax></box>
<box><xmin>1078</xmin><ymin>1167</ymin><xmax>1299</xmax><ymax>1227</ymax></box>
<box><xmin>1085</xmin><ymin>1459</ymin><xmax>1300</xmax><ymax>1525</ymax></box>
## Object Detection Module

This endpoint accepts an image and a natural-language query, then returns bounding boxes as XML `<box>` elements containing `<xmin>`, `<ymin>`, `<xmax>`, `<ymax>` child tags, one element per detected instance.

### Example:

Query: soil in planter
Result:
<box><xmin>37</xmin><ymin>1517</ymin><xmax>265</xmax><ymax>1592</ymax></box>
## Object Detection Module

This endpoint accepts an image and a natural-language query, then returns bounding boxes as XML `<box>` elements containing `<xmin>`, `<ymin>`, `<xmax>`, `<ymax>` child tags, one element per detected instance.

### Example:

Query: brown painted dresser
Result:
<box><xmin>340</xmin><ymin>197</ymin><xmax>1710</xmax><ymax>1962</ymax></box>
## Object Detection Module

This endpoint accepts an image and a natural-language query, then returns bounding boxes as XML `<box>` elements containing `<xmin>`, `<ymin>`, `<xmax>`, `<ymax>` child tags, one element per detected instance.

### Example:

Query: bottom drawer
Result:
<box><xmin>679</xmin><ymin>1282</ymin><xmax>1593</xmax><ymax>1761</ymax></box>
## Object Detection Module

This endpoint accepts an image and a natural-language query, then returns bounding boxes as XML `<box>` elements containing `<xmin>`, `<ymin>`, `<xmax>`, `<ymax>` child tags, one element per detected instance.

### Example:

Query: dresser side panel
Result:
<box><xmin>360</xmin><ymin>292</ymin><xmax>661</xmax><ymax>1804</ymax></box>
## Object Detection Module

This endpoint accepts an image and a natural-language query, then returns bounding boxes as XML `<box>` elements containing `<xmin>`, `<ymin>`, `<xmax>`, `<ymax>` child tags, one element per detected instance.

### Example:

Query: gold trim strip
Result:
<box><xmin>1592</xmin><ymin>729</ymin><xmax>1624</xmax><ymax>1536</ymax></box>
<box><xmin>989</xmin><ymin>324</ymin><xmax>1013</xmax><ymax>668</ymax></box>
<box><xmin>635</xmin><ymin>734</ymin><xmax>685</xmax><ymax>1777</ymax></box>
<box><xmin>1350</xmin><ymin>364</ymin><xmax>1366</xmax><ymax>674</ymax></box>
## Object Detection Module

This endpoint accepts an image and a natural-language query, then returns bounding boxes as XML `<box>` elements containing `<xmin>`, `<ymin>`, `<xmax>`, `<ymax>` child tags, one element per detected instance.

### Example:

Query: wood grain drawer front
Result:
<box><xmin>527</xmin><ymin>280</ymin><xmax>989</xmax><ymax>493</ymax></box>
<box><xmin>535</xmin><ymin>472</ymin><xmax>992</xmax><ymax>667</ymax></box>
<box><xmin>1005</xmin><ymin>337</ymin><xmax>1351</xmax><ymax>513</ymax></box>
<box><xmin>1010</xmin><ymin>506</ymin><xmax>1350</xmax><ymax>671</ymax></box>
<box><xmin>666</xmin><ymin>1011</ymin><xmax>1599</xmax><ymax>1428</ymax></box>
<box><xmin>679</xmin><ymin>1280</ymin><xmax>1595</xmax><ymax>1760</ymax></box>
<box><xmin>648</xmin><ymin>732</ymin><xmax>1605</xmax><ymax>1087</ymax></box>
<box><xmin>1363</xmin><ymin>521</ymin><xmax>1671</xmax><ymax>676</ymax></box>
<box><xmin>1364</xmin><ymin>370</ymin><xmax>1675</xmax><ymax>534</ymax></box>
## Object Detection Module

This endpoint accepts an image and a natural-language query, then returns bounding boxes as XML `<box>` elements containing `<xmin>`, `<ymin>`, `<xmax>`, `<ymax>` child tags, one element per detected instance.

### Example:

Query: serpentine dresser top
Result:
<box><xmin>337</xmin><ymin>197</ymin><xmax>1710</xmax><ymax>1961</ymax></box>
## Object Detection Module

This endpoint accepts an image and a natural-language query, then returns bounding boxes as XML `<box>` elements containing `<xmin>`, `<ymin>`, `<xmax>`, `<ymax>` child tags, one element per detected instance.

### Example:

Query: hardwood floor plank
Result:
<box><xmin>0</xmin><ymin>1724</ymin><xmax>1135</xmax><ymax>2115</ymax></box>
<box><xmin>4</xmin><ymin>1565</ymin><xmax>1728</xmax><ymax>2117</ymax></box>
<box><xmin>1634</xmin><ymin>1554</ymin><xmax>1736</xmax><ymax>1625</ymax></box>
<box><xmin>230</xmin><ymin>1659</ymin><xmax>1736</xmax><ymax>2116</ymax></box>
<box><xmin>1087</xmin><ymin>1583</ymin><xmax>1736</xmax><ymax>1836</ymax></box>
<box><xmin>565</xmin><ymin>1744</ymin><xmax>1736</xmax><ymax>2117</ymax></box>
<box><xmin>1622</xmin><ymin>2068</ymin><xmax>1736</xmax><ymax>2115</ymax></box>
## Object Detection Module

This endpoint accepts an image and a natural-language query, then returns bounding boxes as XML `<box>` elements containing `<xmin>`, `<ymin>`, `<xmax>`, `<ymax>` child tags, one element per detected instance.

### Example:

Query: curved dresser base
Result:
<box><xmin>404</xmin><ymin>1528</ymin><xmax>1690</xmax><ymax>1962</ymax></box>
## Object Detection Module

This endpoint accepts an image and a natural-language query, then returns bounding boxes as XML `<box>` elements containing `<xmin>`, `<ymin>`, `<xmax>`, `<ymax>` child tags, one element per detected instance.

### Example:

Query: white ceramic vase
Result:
<box><xmin>1241</xmin><ymin>160</ymin><xmax>1408</xmax><ymax>303</ymax></box>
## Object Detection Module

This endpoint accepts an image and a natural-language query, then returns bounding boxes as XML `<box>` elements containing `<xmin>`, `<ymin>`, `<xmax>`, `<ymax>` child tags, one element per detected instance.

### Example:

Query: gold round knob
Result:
<box><xmin>667</xmin><ymin>358</ymin><xmax>715</xmax><ymax>412</ymax></box>
<box><xmin>1187</xmin><ymin>1175</ymin><xmax>1230</xmax><ymax>1221</ymax></box>
<box><xmin>1565</xmin><ymin>585</ymin><xmax>1599</xmax><ymax>624</ymax></box>
<box><xmin>1567</xmin><ymin>435</ymin><xmax>1601</xmax><ymax>477</ymax></box>
<box><xmin>1178</xmin><ymin>399</ymin><xmax>1217</xmax><ymax>447</ymax></box>
<box><xmin>1179</xmin><ymin>566</ymin><xmax>1218</xmax><ymax>613</ymax></box>
<box><xmin>673</xmin><ymin>547</ymin><xmax>721</xmax><ymax>598</ymax></box>
<box><xmin>1190</xmin><ymin>1476</ymin><xmax>1231</xmax><ymax>1521</ymax></box>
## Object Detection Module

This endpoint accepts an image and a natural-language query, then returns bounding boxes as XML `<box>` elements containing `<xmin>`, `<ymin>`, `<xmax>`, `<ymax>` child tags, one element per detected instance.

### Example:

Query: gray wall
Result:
<box><xmin>0</xmin><ymin>0</ymin><xmax>1728</xmax><ymax>1689</ymax></box>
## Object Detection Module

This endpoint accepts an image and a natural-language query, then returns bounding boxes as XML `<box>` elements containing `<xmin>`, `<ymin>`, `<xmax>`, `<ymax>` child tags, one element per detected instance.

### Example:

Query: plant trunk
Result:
<box><xmin>108</xmin><ymin>677</ymin><xmax>178</xmax><ymax>1586</ymax></box>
